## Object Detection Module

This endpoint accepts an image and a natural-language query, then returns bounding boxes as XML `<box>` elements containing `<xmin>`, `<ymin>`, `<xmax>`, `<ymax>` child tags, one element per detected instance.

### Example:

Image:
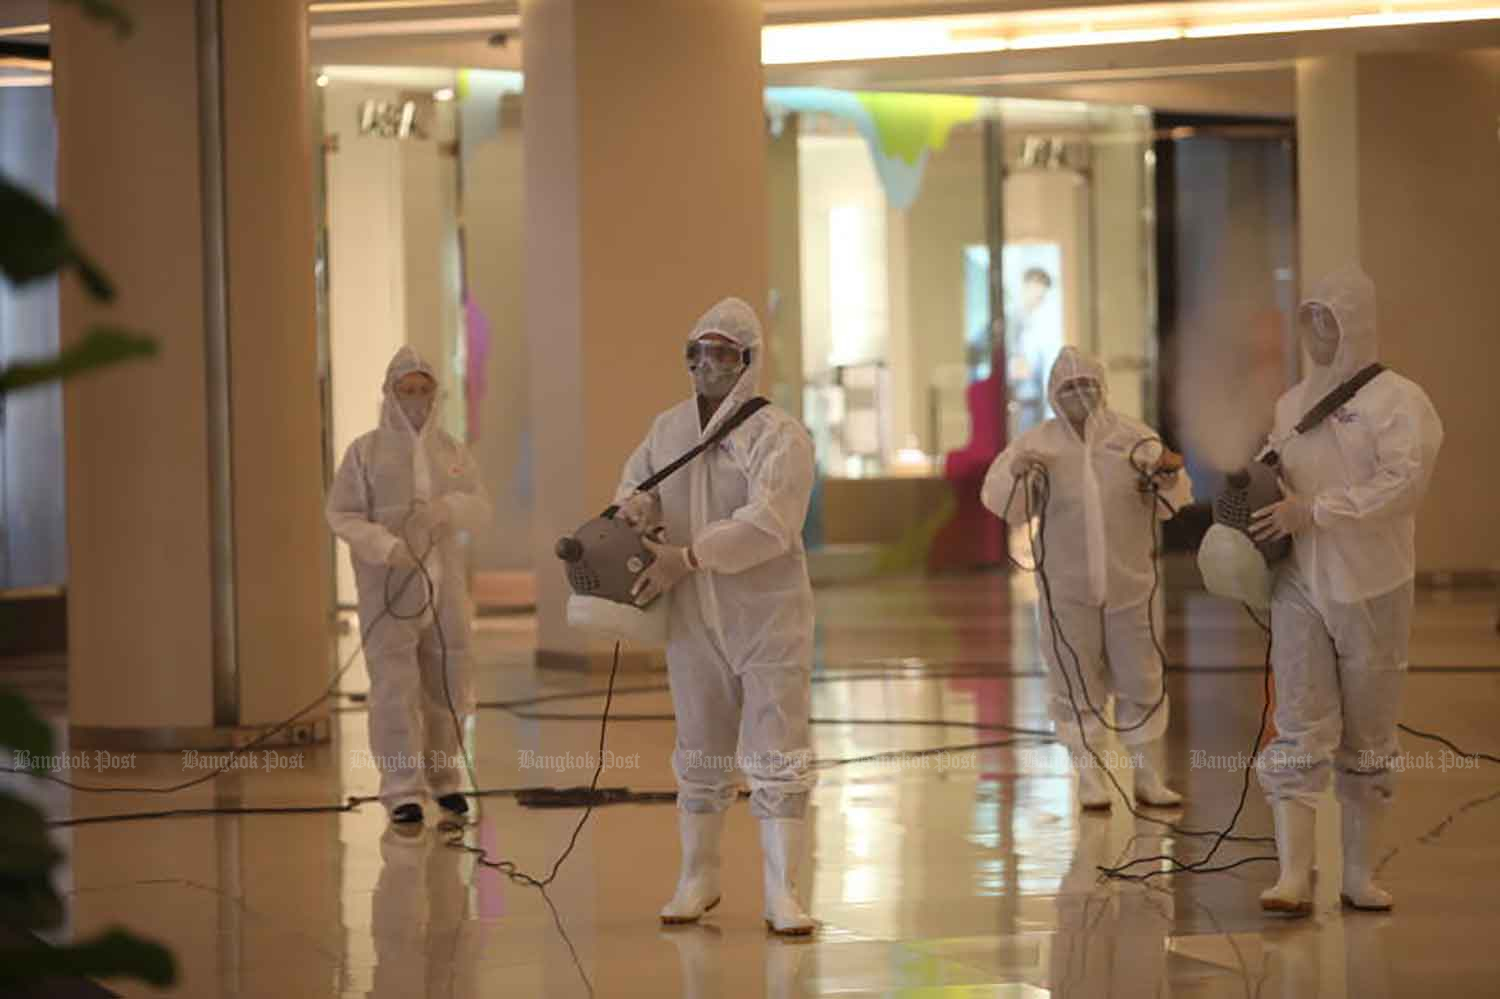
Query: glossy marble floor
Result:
<box><xmin>9</xmin><ymin>567</ymin><xmax>1500</xmax><ymax>997</ymax></box>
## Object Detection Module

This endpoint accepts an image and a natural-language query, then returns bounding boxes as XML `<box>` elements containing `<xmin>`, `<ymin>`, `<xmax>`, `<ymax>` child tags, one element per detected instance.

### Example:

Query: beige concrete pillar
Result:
<box><xmin>522</xmin><ymin>0</ymin><xmax>768</xmax><ymax>668</ymax></box>
<box><xmin>465</xmin><ymin>95</ymin><xmax>531</xmax><ymax>572</ymax></box>
<box><xmin>54</xmin><ymin>0</ymin><xmax>331</xmax><ymax>742</ymax></box>
<box><xmin>767</xmin><ymin>112</ymin><xmax>805</xmax><ymax>420</ymax></box>
<box><xmin>1297</xmin><ymin>50</ymin><xmax>1500</xmax><ymax>577</ymax></box>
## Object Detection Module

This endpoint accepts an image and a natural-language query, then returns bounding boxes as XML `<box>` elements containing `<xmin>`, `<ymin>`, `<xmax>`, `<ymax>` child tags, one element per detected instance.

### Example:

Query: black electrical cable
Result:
<box><xmin>1396</xmin><ymin>724</ymin><xmax>1500</xmax><ymax>766</ymax></box>
<box><xmin>10</xmin><ymin>538</ymin><xmax>428</xmax><ymax>796</ymax></box>
<box><xmin>1033</xmin><ymin>445</ymin><xmax>1500</xmax><ymax>881</ymax></box>
<box><xmin>370</xmin><ymin>503</ymin><xmax>606</xmax><ymax>992</ymax></box>
<box><xmin>1099</xmin><ymin>607</ymin><xmax>1278</xmax><ymax>881</ymax></box>
<box><xmin>1001</xmin><ymin>438</ymin><xmax>1172</xmax><ymax>739</ymax></box>
<box><xmin>999</xmin><ymin>449</ymin><xmax>1279</xmax><ymax>872</ymax></box>
<box><xmin>21</xmin><ymin>466</ymin><xmax>1499</xmax><ymax>889</ymax></box>
<box><xmin>47</xmin><ymin>798</ymin><xmax>371</xmax><ymax>829</ymax></box>
<box><xmin>439</xmin><ymin>640</ymin><xmax>623</xmax><ymax>889</ymax></box>
<box><xmin>472</xmin><ymin>665</ymin><xmax>1060</xmax><ymax>716</ymax></box>
<box><xmin>809</xmin><ymin>736</ymin><xmax>1046</xmax><ymax>771</ymax></box>
<box><xmin>499</xmin><ymin>711</ymin><xmax>1055</xmax><ymax>739</ymax></box>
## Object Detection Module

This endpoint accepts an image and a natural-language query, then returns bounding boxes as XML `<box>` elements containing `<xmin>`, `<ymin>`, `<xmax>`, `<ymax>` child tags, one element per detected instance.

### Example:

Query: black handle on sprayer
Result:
<box><xmin>596</xmin><ymin>397</ymin><xmax>771</xmax><ymax>520</ymax></box>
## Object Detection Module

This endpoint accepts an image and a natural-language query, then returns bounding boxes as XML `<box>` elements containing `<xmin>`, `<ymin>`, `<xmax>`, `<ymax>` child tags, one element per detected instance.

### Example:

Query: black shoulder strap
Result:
<box><xmin>1263</xmin><ymin>363</ymin><xmax>1385</xmax><ymax>467</ymax></box>
<box><xmin>1293</xmin><ymin>363</ymin><xmax>1386</xmax><ymax>435</ymax></box>
<box><xmin>603</xmin><ymin>397</ymin><xmax>771</xmax><ymax>518</ymax></box>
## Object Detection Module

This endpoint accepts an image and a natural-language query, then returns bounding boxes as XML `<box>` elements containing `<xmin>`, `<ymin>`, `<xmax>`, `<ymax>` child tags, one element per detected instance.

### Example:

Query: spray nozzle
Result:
<box><xmin>555</xmin><ymin>537</ymin><xmax>584</xmax><ymax>563</ymax></box>
<box><xmin>1226</xmin><ymin>469</ymin><xmax>1251</xmax><ymax>490</ymax></box>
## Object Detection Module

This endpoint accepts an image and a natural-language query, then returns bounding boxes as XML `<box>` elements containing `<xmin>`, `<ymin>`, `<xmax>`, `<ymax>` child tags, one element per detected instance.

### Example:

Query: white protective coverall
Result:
<box><xmin>1254</xmin><ymin>264</ymin><xmax>1442</xmax><ymax>914</ymax></box>
<box><xmin>981</xmin><ymin>347</ymin><xmax>1193</xmax><ymax>807</ymax></box>
<box><xmin>616</xmin><ymin>299</ymin><xmax>817</xmax><ymax>816</ymax></box>
<box><xmin>616</xmin><ymin>297</ymin><xmax>817</xmax><ymax>933</ymax></box>
<box><xmin>327</xmin><ymin>347</ymin><xmax>493</xmax><ymax>811</ymax></box>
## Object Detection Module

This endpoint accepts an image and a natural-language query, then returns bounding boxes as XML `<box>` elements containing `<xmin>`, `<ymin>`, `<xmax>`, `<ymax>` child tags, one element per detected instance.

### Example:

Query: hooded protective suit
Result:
<box><xmin>981</xmin><ymin>348</ymin><xmax>1192</xmax><ymax>756</ymax></box>
<box><xmin>327</xmin><ymin>347</ymin><xmax>493</xmax><ymax>811</ymax></box>
<box><xmin>615</xmin><ymin>298</ymin><xmax>817</xmax><ymax>818</ymax></box>
<box><xmin>1255</xmin><ymin>265</ymin><xmax>1443</xmax><ymax>809</ymax></box>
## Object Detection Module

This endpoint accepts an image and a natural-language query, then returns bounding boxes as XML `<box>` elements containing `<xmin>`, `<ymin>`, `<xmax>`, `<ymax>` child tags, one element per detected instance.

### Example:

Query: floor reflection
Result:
<box><xmin>10</xmin><ymin>575</ymin><xmax>1499</xmax><ymax>996</ymax></box>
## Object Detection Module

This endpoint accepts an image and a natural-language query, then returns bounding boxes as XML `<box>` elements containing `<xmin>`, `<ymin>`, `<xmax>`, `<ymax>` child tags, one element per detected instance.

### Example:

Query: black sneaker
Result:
<box><xmin>436</xmin><ymin>793</ymin><xmax>469</xmax><ymax>817</ymax></box>
<box><xmin>391</xmin><ymin>803</ymin><xmax>424</xmax><ymax>825</ymax></box>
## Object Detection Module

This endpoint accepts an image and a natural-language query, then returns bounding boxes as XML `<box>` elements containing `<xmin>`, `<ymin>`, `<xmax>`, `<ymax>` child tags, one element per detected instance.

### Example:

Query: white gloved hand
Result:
<box><xmin>386</xmin><ymin>542</ymin><xmax>420</xmax><ymax>571</ymax></box>
<box><xmin>1014</xmin><ymin>448</ymin><xmax>1047</xmax><ymax>474</ymax></box>
<box><xmin>1012</xmin><ymin>450</ymin><xmax>1048</xmax><ymax>513</ymax></box>
<box><xmin>1250</xmin><ymin>479</ymin><xmax>1313</xmax><ymax>542</ymax></box>
<box><xmin>405</xmin><ymin>497</ymin><xmax>451</xmax><ymax>542</ymax></box>
<box><xmin>1140</xmin><ymin>449</ymin><xmax>1183</xmax><ymax>493</ymax></box>
<box><xmin>617</xmin><ymin>491</ymin><xmax>661</xmax><ymax>531</ymax></box>
<box><xmin>631</xmin><ymin>537</ymin><xmax>695</xmax><ymax>607</ymax></box>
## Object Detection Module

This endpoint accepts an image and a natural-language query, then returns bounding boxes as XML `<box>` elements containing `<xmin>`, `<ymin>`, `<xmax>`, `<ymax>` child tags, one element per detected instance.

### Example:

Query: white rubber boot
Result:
<box><xmin>1340</xmin><ymin>798</ymin><xmax>1394</xmax><ymax>911</ymax></box>
<box><xmin>1133</xmin><ymin>737</ymin><xmax>1184</xmax><ymax>807</ymax></box>
<box><xmin>760</xmin><ymin>818</ymin><xmax>816</xmax><ymax>935</ymax></box>
<box><xmin>660</xmin><ymin>810</ymin><xmax>725</xmax><ymax>924</ymax></box>
<box><xmin>1260</xmin><ymin>799</ymin><xmax>1316</xmax><ymax>916</ymax></box>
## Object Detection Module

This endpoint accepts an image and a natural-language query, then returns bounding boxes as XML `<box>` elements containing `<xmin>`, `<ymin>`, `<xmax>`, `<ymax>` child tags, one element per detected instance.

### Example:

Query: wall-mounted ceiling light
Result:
<box><xmin>309</xmin><ymin>0</ymin><xmax>483</xmax><ymax>11</ymax></box>
<box><xmin>316</xmin><ymin>73</ymin><xmax>331</xmax><ymax>87</ymax></box>
<box><xmin>309</xmin><ymin>14</ymin><xmax>519</xmax><ymax>40</ymax></box>
<box><xmin>762</xmin><ymin>2</ymin><xmax>1500</xmax><ymax>64</ymax></box>
<box><xmin>1347</xmin><ymin>5</ymin><xmax>1500</xmax><ymax>25</ymax></box>
<box><xmin>1182</xmin><ymin>17</ymin><xmax>1362</xmax><ymax>37</ymax></box>
<box><xmin>762</xmin><ymin>15</ymin><xmax>1013</xmax><ymax>64</ymax></box>
<box><xmin>433</xmin><ymin>87</ymin><xmax>455</xmax><ymax>101</ymax></box>
<box><xmin>1007</xmin><ymin>27</ymin><xmax>1185</xmax><ymax>49</ymax></box>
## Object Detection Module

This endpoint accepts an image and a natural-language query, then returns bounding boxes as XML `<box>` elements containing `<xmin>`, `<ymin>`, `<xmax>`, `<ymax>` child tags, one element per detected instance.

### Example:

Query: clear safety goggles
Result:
<box><xmin>1054</xmin><ymin>378</ymin><xmax>1102</xmax><ymax>407</ymax></box>
<box><xmin>1297</xmin><ymin>302</ymin><xmax>1340</xmax><ymax>345</ymax></box>
<box><xmin>685</xmin><ymin>339</ymin><xmax>748</xmax><ymax>367</ymax></box>
<box><xmin>393</xmin><ymin>374</ymin><xmax>436</xmax><ymax>398</ymax></box>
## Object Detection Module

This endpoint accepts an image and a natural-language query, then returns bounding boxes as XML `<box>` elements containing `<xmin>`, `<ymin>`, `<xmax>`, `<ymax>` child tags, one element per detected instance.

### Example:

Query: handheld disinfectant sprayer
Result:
<box><xmin>554</xmin><ymin>397</ymin><xmax>770</xmax><ymax>642</ymax></box>
<box><xmin>1195</xmin><ymin>361</ymin><xmax>1386</xmax><ymax>610</ymax></box>
<box><xmin>1196</xmin><ymin>456</ymin><xmax>1291</xmax><ymax>611</ymax></box>
<box><xmin>556</xmin><ymin>514</ymin><xmax>671</xmax><ymax>645</ymax></box>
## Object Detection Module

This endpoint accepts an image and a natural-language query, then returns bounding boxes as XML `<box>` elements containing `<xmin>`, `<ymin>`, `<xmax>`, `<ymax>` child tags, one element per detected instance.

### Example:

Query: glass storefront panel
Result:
<box><xmin>764</xmin><ymin>91</ymin><xmax>1156</xmax><ymax>482</ymax></box>
<box><xmin>312</xmin><ymin>72</ymin><xmax>1156</xmax><ymax>576</ymax></box>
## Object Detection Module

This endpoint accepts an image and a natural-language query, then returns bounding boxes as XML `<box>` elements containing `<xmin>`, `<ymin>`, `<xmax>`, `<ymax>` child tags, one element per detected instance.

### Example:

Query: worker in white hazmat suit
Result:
<box><xmin>327</xmin><ymin>347</ymin><xmax>493</xmax><ymax>825</ymax></box>
<box><xmin>1249</xmin><ymin>264</ymin><xmax>1442</xmax><ymax>915</ymax></box>
<box><xmin>614</xmin><ymin>297</ymin><xmax>818</xmax><ymax>935</ymax></box>
<box><xmin>982</xmin><ymin>347</ymin><xmax>1193</xmax><ymax>811</ymax></box>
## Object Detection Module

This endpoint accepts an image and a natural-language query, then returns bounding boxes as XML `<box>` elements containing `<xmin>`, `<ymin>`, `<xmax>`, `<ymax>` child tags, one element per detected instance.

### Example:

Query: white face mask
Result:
<box><xmin>1055</xmin><ymin>379</ymin><xmax>1102</xmax><ymax>426</ymax></box>
<box><xmin>399</xmin><ymin>396</ymin><xmax>432</xmax><ymax>430</ymax></box>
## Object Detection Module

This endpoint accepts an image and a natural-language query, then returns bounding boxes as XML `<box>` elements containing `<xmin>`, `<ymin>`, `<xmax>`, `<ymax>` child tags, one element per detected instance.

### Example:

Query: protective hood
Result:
<box><xmin>687</xmin><ymin>297</ymin><xmax>764</xmax><ymax>440</ymax></box>
<box><xmin>1046</xmin><ymin>346</ymin><xmax>1108</xmax><ymax>441</ymax></box>
<box><xmin>1297</xmin><ymin>264</ymin><xmax>1379</xmax><ymax>404</ymax></box>
<box><xmin>380</xmin><ymin>345</ymin><xmax>441</xmax><ymax>436</ymax></box>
